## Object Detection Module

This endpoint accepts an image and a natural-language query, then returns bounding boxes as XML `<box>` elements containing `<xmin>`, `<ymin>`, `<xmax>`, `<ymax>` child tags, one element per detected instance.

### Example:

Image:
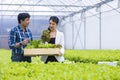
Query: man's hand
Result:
<box><xmin>15</xmin><ymin>43</ymin><xmax>21</xmax><ymax>48</ymax></box>
<box><xmin>14</xmin><ymin>39</ymin><xmax>29</xmax><ymax>48</ymax></box>
<box><xmin>21</xmin><ymin>39</ymin><xmax>29</xmax><ymax>45</ymax></box>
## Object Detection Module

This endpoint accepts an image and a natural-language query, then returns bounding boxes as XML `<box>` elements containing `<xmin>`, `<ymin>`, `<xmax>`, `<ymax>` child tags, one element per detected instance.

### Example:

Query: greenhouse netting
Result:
<box><xmin>0</xmin><ymin>0</ymin><xmax>120</xmax><ymax>49</ymax></box>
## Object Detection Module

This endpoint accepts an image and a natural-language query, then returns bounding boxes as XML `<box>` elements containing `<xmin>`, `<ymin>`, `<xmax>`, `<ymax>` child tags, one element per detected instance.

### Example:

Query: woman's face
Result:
<box><xmin>49</xmin><ymin>20</ymin><xmax>57</xmax><ymax>31</ymax></box>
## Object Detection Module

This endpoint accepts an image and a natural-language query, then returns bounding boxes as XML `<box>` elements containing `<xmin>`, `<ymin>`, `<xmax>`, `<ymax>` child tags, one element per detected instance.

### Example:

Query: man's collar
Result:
<box><xmin>18</xmin><ymin>25</ymin><xmax>27</xmax><ymax>31</ymax></box>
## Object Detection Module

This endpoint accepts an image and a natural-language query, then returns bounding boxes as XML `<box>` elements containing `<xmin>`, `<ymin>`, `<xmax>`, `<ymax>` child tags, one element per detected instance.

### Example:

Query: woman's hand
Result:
<box><xmin>56</xmin><ymin>52</ymin><xmax>63</xmax><ymax>56</ymax></box>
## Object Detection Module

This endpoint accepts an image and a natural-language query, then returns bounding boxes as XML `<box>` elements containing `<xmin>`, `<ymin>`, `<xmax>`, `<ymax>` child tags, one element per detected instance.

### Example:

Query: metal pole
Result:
<box><xmin>70</xmin><ymin>16</ymin><xmax>74</xmax><ymax>49</ymax></box>
<box><xmin>84</xmin><ymin>11</ymin><xmax>86</xmax><ymax>49</ymax></box>
<box><xmin>99</xmin><ymin>6</ymin><xmax>102</xmax><ymax>49</ymax></box>
<box><xmin>118</xmin><ymin>0</ymin><xmax>120</xmax><ymax>8</ymax></box>
<box><xmin>72</xmin><ymin>18</ymin><xmax>74</xmax><ymax>49</ymax></box>
<box><xmin>0</xmin><ymin>0</ymin><xmax>2</xmax><ymax>48</ymax></box>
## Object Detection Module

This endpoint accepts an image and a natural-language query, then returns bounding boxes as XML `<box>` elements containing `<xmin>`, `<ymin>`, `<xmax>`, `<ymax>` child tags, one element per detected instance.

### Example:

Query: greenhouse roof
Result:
<box><xmin>0</xmin><ymin>0</ymin><xmax>118</xmax><ymax>17</ymax></box>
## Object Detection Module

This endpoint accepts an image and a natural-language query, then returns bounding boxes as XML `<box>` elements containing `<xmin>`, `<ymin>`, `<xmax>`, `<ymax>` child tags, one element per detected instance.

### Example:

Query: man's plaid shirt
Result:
<box><xmin>8</xmin><ymin>25</ymin><xmax>33</xmax><ymax>54</ymax></box>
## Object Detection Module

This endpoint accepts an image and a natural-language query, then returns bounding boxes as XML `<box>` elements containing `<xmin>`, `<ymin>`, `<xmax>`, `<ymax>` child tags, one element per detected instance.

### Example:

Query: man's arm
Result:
<box><xmin>8</xmin><ymin>29</ymin><xmax>18</xmax><ymax>49</ymax></box>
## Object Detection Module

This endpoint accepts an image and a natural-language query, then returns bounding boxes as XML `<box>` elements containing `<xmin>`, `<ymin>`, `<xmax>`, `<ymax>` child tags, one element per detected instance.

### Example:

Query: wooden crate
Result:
<box><xmin>24</xmin><ymin>48</ymin><xmax>60</xmax><ymax>56</ymax></box>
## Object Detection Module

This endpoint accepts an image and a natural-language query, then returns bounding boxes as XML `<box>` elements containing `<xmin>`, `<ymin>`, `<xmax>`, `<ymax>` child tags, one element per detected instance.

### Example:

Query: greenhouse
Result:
<box><xmin>0</xmin><ymin>0</ymin><xmax>120</xmax><ymax>80</ymax></box>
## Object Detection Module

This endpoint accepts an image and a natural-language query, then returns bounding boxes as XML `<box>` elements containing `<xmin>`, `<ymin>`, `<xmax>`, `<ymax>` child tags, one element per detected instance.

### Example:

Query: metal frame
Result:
<box><xmin>0</xmin><ymin>3</ymin><xmax>91</xmax><ymax>7</ymax></box>
<box><xmin>0</xmin><ymin>10</ymin><xmax>78</xmax><ymax>13</ymax></box>
<box><xmin>61</xmin><ymin>0</ymin><xmax>113</xmax><ymax>49</ymax></box>
<box><xmin>0</xmin><ymin>0</ymin><xmax>118</xmax><ymax>49</ymax></box>
<box><xmin>83</xmin><ymin>10</ymin><xmax>86</xmax><ymax>49</ymax></box>
<box><xmin>62</xmin><ymin>0</ymin><xmax>113</xmax><ymax>19</ymax></box>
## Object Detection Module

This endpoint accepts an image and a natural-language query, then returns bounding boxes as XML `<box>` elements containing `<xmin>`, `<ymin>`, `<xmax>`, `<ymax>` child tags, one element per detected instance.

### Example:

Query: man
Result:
<box><xmin>8</xmin><ymin>13</ymin><xmax>33</xmax><ymax>62</ymax></box>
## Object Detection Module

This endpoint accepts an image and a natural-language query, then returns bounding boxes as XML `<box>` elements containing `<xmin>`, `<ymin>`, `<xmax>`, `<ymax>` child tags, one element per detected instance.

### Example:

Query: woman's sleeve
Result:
<box><xmin>60</xmin><ymin>32</ymin><xmax>64</xmax><ymax>54</ymax></box>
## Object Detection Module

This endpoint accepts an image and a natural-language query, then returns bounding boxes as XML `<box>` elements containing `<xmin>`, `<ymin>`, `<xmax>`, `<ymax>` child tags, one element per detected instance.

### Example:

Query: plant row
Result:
<box><xmin>64</xmin><ymin>50</ymin><xmax>120</xmax><ymax>65</ymax></box>
<box><xmin>1</xmin><ymin>61</ymin><xmax>120</xmax><ymax>80</ymax></box>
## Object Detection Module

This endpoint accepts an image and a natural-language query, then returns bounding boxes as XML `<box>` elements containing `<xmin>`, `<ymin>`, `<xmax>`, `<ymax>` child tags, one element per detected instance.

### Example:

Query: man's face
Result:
<box><xmin>21</xmin><ymin>18</ymin><xmax>30</xmax><ymax>27</ymax></box>
<box><xmin>49</xmin><ymin>20</ymin><xmax>57</xmax><ymax>31</ymax></box>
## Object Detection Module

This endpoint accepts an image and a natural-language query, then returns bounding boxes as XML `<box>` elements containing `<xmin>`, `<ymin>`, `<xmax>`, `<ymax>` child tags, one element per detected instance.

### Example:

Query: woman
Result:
<box><xmin>41</xmin><ymin>16</ymin><xmax>64</xmax><ymax>63</ymax></box>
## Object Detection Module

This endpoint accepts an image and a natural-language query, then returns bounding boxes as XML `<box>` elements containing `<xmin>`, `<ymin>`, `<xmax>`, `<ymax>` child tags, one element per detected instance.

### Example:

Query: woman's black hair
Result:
<box><xmin>18</xmin><ymin>13</ymin><xmax>30</xmax><ymax>24</ymax></box>
<box><xmin>49</xmin><ymin>16</ymin><xmax>59</xmax><ymax>24</ymax></box>
<box><xmin>48</xmin><ymin>27</ymin><xmax>50</xmax><ymax>31</ymax></box>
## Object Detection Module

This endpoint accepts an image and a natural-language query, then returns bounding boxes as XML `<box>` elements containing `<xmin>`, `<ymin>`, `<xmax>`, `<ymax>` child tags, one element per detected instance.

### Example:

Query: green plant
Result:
<box><xmin>38</xmin><ymin>44</ymin><xmax>62</xmax><ymax>48</ymax></box>
<box><xmin>65</xmin><ymin>50</ymin><xmax>120</xmax><ymax>64</ymax></box>
<box><xmin>26</xmin><ymin>40</ymin><xmax>62</xmax><ymax>48</ymax></box>
<box><xmin>1</xmin><ymin>49</ymin><xmax>120</xmax><ymax>80</ymax></box>
<box><xmin>26</xmin><ymin>40</ymin><xmax>40</xmax><ymax>48</ymax></box>
<box><xmin>41</xmin><ymin>30</ymin><xmax>50</xmax><ymax>43</ymax></box>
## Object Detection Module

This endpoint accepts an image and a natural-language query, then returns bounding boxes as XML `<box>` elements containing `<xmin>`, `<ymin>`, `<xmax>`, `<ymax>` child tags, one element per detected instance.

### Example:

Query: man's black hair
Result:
<box><xmin>17</xmin><ymin>13</ymin><xmax>30</xmax><ymax>24</ymax></box>
<box><xmin>49</xmin><ymin>16</ymin><xmax>59</xmax><ymax>24</ymax></box>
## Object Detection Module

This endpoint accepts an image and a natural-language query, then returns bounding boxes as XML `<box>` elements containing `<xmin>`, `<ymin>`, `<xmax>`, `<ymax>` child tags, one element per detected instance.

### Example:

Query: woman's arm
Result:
<box><xmin>59</xmin><ymin>32</ymin><xmax>64</xmax><ymax>55</ymax></box>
